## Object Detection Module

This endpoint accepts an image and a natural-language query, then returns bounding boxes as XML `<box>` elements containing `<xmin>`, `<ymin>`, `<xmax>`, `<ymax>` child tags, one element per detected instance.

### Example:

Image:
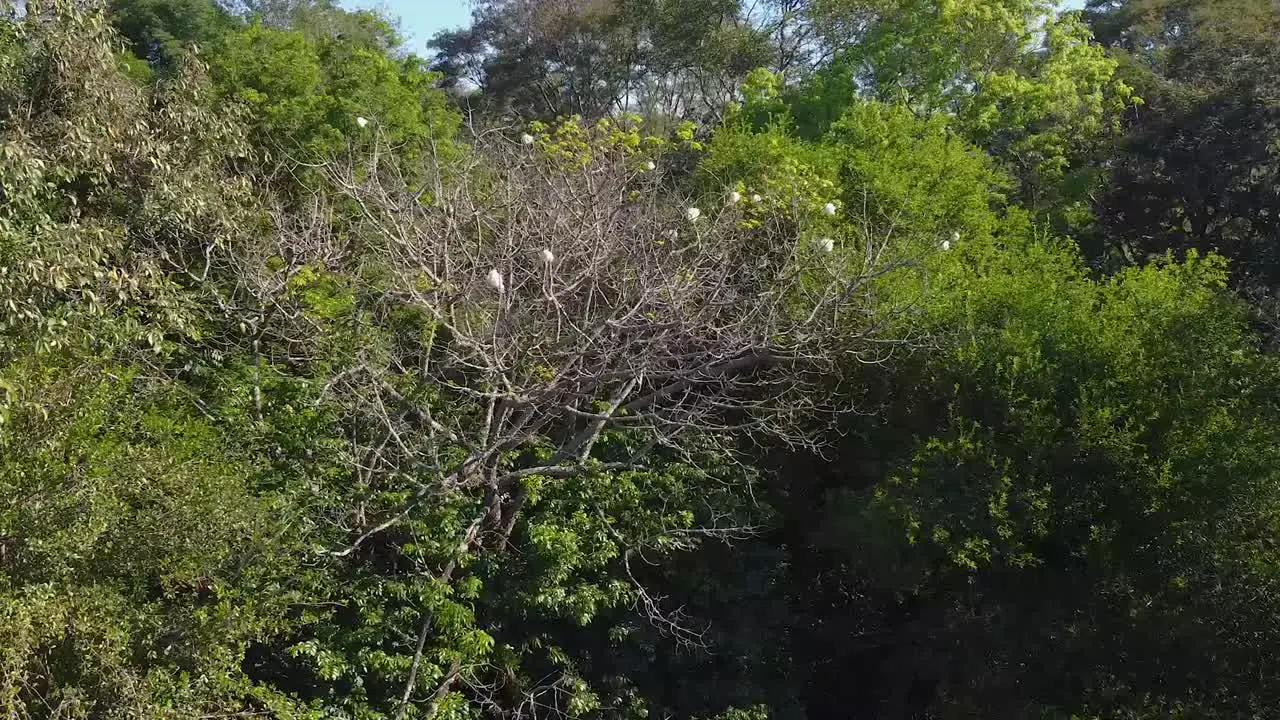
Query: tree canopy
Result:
<box><xmin>4</xmin><ymin>0</ymin><xmax>1280</xmax><ymax>718</ymax></box>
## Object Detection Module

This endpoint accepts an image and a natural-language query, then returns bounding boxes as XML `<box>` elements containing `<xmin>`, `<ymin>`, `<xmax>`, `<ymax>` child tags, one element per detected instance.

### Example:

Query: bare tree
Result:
<box><xmin>220</xmin><ymin>119</ymin><xmax>903</xmax><ymax>716</ymax></box>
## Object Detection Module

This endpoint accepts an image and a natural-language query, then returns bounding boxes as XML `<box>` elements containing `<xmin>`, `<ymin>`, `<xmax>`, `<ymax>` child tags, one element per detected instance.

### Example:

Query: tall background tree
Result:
<box><xmin>430</xmin><ymin>0</ymin><xmax>776</xmax><ymax>122</ymax></box>
<box><xmin>1084</xmin><ymin>0</ymin><xmax>1280</xmax><ymax>287</ymax></box>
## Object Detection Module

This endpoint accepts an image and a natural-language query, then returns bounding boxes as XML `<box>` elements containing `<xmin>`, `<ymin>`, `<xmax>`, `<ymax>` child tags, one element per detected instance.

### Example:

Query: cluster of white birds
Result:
<box><xmin>480</xmin><ymin>232</ymin><xmax>954</xmax><ymax>298</ymax></box>
<box><xmin>458</xmin><ymin>133</ymin><xmax>952</xmax><ymax>300</ymax></box>
<box><xmin>718</xmin><ymin>192</ymin><xmax>826</xmax><ymax>208</ymax></box>
<box><xmin>725</xmin><ymin>190</ymin><xmax>769</xmax><ymax>204</ymax></box>
<box><xmin>474</xmin><ymin>205</ymin><xmax>952</xmax><ymax>299</ymax></box>
<box><xmin>483</xmin><ymin>248</ymin><xmax>559</xmax><ymax>295</ymax></box>
<box><xmin>691</xmin><ymin>188</ymin><xmax>802</xmax><ymax>221</ymax></box>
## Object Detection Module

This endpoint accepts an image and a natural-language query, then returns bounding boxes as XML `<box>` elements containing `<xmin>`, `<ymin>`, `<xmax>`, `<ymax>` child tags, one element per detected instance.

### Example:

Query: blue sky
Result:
<box><xmin>342</xmin><ymin>0</ymin><xmax>472</xmax><ymax>55</ymax></box>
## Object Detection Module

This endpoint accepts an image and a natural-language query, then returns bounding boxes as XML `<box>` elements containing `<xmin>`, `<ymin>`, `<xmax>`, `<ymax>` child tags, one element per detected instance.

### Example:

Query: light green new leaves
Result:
<box><xmin>965</xmin><ymin>13</ymin><xmax>1134</xmax><ymax>181</ymax></box>
<box><xmin>798</xmin><ymin>0</ymin><xmax>1132</xmax><ymax>213</ymax></box>
<box><xmin>209</xmin><ymin>19</ymin><xmax>459</xmax><ymax>164</ymax></box>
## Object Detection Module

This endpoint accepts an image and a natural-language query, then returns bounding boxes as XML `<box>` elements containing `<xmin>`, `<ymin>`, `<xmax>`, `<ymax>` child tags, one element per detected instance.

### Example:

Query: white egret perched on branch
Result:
<box><xmin>486</xmin><ymin>268</ymin><xmax>505</xmax><ymax>294</ymax></box>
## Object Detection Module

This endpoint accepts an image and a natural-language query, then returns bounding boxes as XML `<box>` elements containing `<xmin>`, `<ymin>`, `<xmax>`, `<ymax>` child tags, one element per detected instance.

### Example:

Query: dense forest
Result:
<box><xmin>4</xmin><ymin>0</ymin><xmax>1280</xmax><ymax>717</ymax></box>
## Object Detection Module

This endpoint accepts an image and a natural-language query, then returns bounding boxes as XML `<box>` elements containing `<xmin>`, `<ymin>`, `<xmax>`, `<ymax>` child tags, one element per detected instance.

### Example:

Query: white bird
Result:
<box><xmin>685</xmin><ymin>207</ymin><xmax>702</xmax><ymax>223</ymax></box>
<box><xmin>539</xmin><ymin>248</ymin><xmax>555</xmax><ymax>264</ymax></box>
<box><xmin>751</xmin><ymin>194</ymin><xmax>763</xmax><ymax>204</ymax></box>
<box><xmin>356</xmin><ymin>116</ymin><xmax>369</xmax><ymax>129</ymax></box>
<box><xmin>815</xmin><ymin>237</ymin><xmax>835</xmax><ymax>253</ymax></box>
<box><xmin>823</xmin><ymin>202</ymin><xmax>838</xmax><ymax>216</ymax></box>
<box><xmin>941</xmin><ymin>240</ymin><xmax>951</xmax><ymax>251</ymax></box>
<box><xmin>951</xmin><ymin>230</ymin><xmax>961</xmax><ymax>243</ymax></box>
<box><xmin>485</xmin><ymin>268</ymin><xmax>505</xmax><ymax>293</ymax></box>
<box><xmin>521</xmin><ymin>133</ymin><xmax>535</xmax><ymax>146</ymax></box>
<box><xmin>727</xmin><ymin>191</ymin><xmax>742</xmax><ymax>205</ymax></box>
<box><xmin>644</xmin><ymin>160</ymin><xmax>657</xmax><ymax>171</ymax></box>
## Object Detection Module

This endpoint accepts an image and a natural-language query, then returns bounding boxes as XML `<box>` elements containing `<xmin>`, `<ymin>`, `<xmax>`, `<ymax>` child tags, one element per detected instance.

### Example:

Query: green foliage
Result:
<box><xmin>703</xmin><ymin>91</ymin><xmax>1016</xmax><ymax>261</ymax></box>
<box><xmin>792</xmin><ymin>0</ymin><xmax>1131</xmax><ymax>226</ymax></box>
<box><xmin>11</xmin><ymin>1</ymin><xmax>1280</xmax><ymax>719</ymax></box>
<box><xmin>103</xmin><ymin>0</ymin><xmax>460</xmax><ymax>167</ymax></box>
<box><xmin>429</xmin><ymin>0</ymin><xmax>773</xmax><ymax>121</ymax></box>
<box><xmin>700</xmin><ymin>114</ymin><xmax>840</xmax><ymax>222</ymax></box>
<box><xmin>209</xmin><ymin>20</ymin><xmax>457</xmax><ymax>162</ymax></box>
<box><xmin>824</xmin><ymin>102</ymin><xmax>1013</xmax><ymax>247</ymax></box>
<box><xmin>108</xmin><ymin>0</ymin><xmax>237</xmax><ymax>71</ymax></box>
<box><xmin>881</xmin><ymin>240</ymin><xmax>1251</xmax><ymax>569</ymax></box>
<box><xmin>0</xmin><ymin>359</ymin><xmax>298</xmax><ymax>717</ymax></box>
<box><xmin>803</xmin><ymin>0</ymin><xmax>1131</xmax><ymax>135</ymax></box>
<box><xmin>1086</xmin><ymin>0</ymin><xmax>1280</xmax><ymax>85</ymax></box>
<box><xmin>1083</xmin><ymin>0</ymin><xmax>1280</xmax><ymax>293</ymax></box>
<box><xmin>809</xmin><ymin>238</ymin><xmax>1280</xmax><ymax>716</ymax></box>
